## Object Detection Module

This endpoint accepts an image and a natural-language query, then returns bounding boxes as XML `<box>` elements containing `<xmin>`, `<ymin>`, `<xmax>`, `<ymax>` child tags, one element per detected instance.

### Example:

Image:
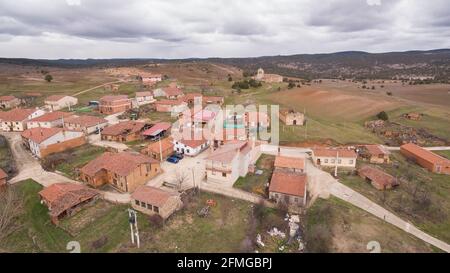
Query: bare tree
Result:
<box><xmin>174</xmin><ymin>170</ymin><xmax>190</xmax><ymax>192</ymax></box>
<box><xmin>0</xmin><ymin>188</ymin><xmax>21</xmax><ymax>242</ymax></box>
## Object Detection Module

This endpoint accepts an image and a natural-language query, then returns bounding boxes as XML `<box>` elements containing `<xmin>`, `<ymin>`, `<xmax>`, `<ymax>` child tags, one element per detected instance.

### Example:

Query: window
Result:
<box><xmin>146</xmin><ymin>164</ymin><xmax>151</xmax><ymax>172</ymax></box>
<box><xmin>324</xmin><ymin>159</ymin><xmax>328</xmax><ymax>163</ymax></box>
<box><xmin>295</xmin><ymin>198</ymin><xmax>299</xmax><ymax>202</ymax></box>
<box><xmin>186</xmin><ymin>149</ymin><xmax>190</xmax><ymax>153</ymax></box>
<box><xmin>338</xmin><ymin>159</ymin><xmax>342</xmax><ymax>164</ymax></box>
<box><xmin>153</xmin><ymin>206</ymin><xmax>159</xmax><ymax>213</ymax></box>
<box><xmin>331</xmin><ymin>159</ymin><xmax>335</xmax><ymax>163</ymax></box>
<box><xmin>349</xmin><ymin>160</ymin><xmax>354</xmax><ymax>164</ymax></box>
<box><xmin>222</xmin><ymin>172</ymin><xmax>227</xmax><ymax>177</ymax></box>
<box><xmin>135</xmin><ymin>200</ymin><xmax>140</xmax><ymax>206</ymax></box>
<box><xmin>141</xmin><ymin>202</ymin><xmax>147</xmax><ymax>208</ymax></box>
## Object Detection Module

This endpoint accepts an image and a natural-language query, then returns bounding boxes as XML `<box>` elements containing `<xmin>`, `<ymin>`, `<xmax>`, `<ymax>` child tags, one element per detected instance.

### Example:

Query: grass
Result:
<box><xmin>436</xmin><ymin>150</ymin><xmax>450</xmax><ymax>159</ymax></box>
<box><xmin>1</xmin><ymin>180</ymin><xmax>292</xmax><ymax>253</ymax></box>
<box><xmin>234</xmin><ymin>154</ymin><xmax>275</xmax><ymax>197</ymax></box>
<box><xmin>54</xmin><ymin>144</ymin><xmax>106</xmax><ymax>179</ymax></box>
<box><xmin>0</xmin><ymin>135</ymin><xmax>15</xmax><ymax>174</ymax></box>
<box><xmin>305</xmin><ymin>197</ymin><xmax>436</xmax><ymax>253</ymax></box>
<box><xmin>339</xmin><ymin>152</ymin><xmax>450</xmax><ymax>244</ymax></box>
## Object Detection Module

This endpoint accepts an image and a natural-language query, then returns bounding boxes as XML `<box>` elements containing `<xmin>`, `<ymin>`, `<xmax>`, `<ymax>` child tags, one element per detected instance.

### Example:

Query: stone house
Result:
<box><xmin>269</xmin><ymin>170</ymin><xmax>307</xmax><ymax>206</ymax></box>
<box><xmin>131</xmin><ymin>185</ymin><xmax>182</xmax><ymax>219</ymax></box>
<box><xmin>279</xmin><ymin>109</ymin><xmax>304</xmax><ymax>126</ymax></box>
<box><xmin>311</xmin><ymin>147</ymin><xmax>357</xmax><ymax>168</ymax></box>
<box><xmin>44</xmin><ymin>95</ymin><xmax>78</xmax><ymax>111</ymax></box>
<box><xmin>26</xmin><ymin>111</ymin><xmax>74</xmax><ymax>129</ymax></box>
<box><xmin>63</xmin><ymin>115</ymin><xmax>109</xmax><ymax>135</ymax></box>
<box><xmin>101</xmin><ymin>121</ymin><xmax>150</xmax><ymax>142</ymax></box>
<box><xmin>0</xmin><ymin>96</ymin><xmax>21</xmax><ymax>109</ymax></box>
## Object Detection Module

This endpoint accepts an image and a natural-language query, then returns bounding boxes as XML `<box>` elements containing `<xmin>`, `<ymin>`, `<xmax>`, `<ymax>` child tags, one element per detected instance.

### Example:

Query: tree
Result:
<box><xmin>174</xmin><ymin>170</ymin><xmax>190</xmax><ymax>191</ymax></box>
<box><xmin>288</xmin><ymin>82</ymin><xmax>296</xmax><ymax>89</ymax></box>
<box><xmin>0</xmin><ymin>188</ymin><xmax>21</xmax><ymax>242</ymax></box>
<box><xmin>376</xmin><ymin>111</ymin><xmax>389</xmax><ymax>121</ymax></box>
<box><xmin>45</xmin><ymin>74</ymin><xmax>53</xmax><ymax>83</ymax></box>
<box><xmin>228</xmin><ymin>74</ymin><xmax>233</xmax><ymax>82</ymax></box>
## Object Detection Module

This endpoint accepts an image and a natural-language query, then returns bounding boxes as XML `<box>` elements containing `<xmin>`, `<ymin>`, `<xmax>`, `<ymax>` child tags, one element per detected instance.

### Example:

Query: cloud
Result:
<box><xmin>0</xmin><ymin>0</ymin><xmax>449</xmax><ymax>58</ymax></box>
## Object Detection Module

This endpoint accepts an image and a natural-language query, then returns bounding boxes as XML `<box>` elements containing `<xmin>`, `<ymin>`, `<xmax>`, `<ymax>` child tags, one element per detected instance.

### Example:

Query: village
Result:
<box><xmin>0</xmin><ymin>64</ymin><xmax>449</xmax><ymax>254</ymax></box>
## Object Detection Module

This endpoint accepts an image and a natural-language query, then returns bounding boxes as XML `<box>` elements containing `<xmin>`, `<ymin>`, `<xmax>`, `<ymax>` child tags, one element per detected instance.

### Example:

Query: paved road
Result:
<box><xmin>384</xmin><ymin>146</ymin><xmax>450</xmax><ymax>151</ymax></box>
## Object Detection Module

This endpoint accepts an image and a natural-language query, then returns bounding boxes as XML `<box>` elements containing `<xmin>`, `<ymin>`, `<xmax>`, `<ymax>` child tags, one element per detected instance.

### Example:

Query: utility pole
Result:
<box><xmin>304</xmin><ymin>108</ymin><xmax>307</xmax><ymax>140</ymax></box>
<box><xmin>128</xmin><ymin>209</ymin><xmax>140</xmax><ymax>248</ymax></box>
<box><xmin>334</xmin><ymin>151</ymin><xmax>339</xmax><ymax>177</ymax></box>
<box><xmin>159</xmin><ymin>136</ymin><xmax>163</xmax><ymax>162</ymax></box>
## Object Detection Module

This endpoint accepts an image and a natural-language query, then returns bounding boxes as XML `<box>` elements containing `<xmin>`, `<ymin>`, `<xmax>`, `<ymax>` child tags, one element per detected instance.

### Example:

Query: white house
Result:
<box><xmin>26</xmin><ymin>111</ymin><xmax>74</xmax><ymax>129</ymax></box>
<box><xmin>135</xmin><ymin>91</ymin><xmax>155</xmax><ymax>106</ymax></box>
<box><xmin>1</xmin><ymin>108</ymin><xmax>46</xmax><ymax>132</ymax></box>
<box><xmin>21</xmin><ymin>128</ymin><xmax>85</xmax><ymax>158</ymax></box>
<box><xmin>63</xmin><ymin>115</ymin><xmax>109</xmax><ymax>135</ymax></box>
<box><xmin>311</xmin><ymin>147</ymin><xmax>357</xmax><ymax>168</ymax></box>
<box><xmin>141</xmin><ymin>73</ymin><xmax>162</xmax><ymax>86</ymax></box>
<box><xmin>204</xmin><ymin>141</ymin><xmax>260</xmax><ymax>186</ymax></box>
<box><xmin>173</xmin><ymin>137</ymin><xmax>209</xmax><ymax>156</ymax></box>
<box><xmin>45</xmin><ymin>95</ymin><xmax>78</xmax><ymax>111</ymax></box>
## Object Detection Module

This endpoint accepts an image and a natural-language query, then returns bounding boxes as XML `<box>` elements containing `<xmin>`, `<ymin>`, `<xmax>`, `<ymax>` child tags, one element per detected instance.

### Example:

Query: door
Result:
<box><xmin>293</xmin><ymin>120</ymin><xmax>297</xmax><ymax>125</ymax></box>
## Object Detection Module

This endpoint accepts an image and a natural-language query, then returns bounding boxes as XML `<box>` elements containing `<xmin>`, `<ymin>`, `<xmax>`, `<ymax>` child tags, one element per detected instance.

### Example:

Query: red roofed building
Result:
<box><xmin>163</xmin><ymin>83</ymin><xmax>184</xmax><ymax>99</ymax></box>
<box><xmin>0</xmin><ymin>95</ymin><xmax>20</xmax><ymax>109</ymax></box>
<box><xmin>173</xmin><ymin>136</ymin><xmax>210</xmax><ymax>156</ymax></box>
<box><xmin>64</xmin><ymin>115</ymin><xmax>109</xmax><ymax>135</ymax></box>
<box><xmin>140</xmin><ymin>73</ymin><xmax>162</xmax><ymax>87</ymax></box>
<box><xmin>312</xmin><ymin>147</ymin><xmax>357</xmax><ymax>168</ymax></box>
<box><xmin>21</xmin><ymin>127</ymin><xmax>85</xmax><ymax>158</ymax></box>
<box><xmin>80</xmin><ymin>152</ymin><xmax>161</xmax><ymax>192</ymax></box>
<box><xmin>274</xmin><ymin>156</ymin><xmax>305</xmax><ymax>173</ymax></box>
<box><xmin>269</xmin><ymin>170</ymin><xmax>307</xmax><ymax>206</ymax></box>
<box><xmin>141</xmin><ymin>137</ymin><xmax>174</xmax><ymax>161</ymax></box>
<box><xmin>101</xmin><ymin>121</ymin><xmax>151</xmax><ymax>142</ymax></box>
<box><xmin>1</xmin><ymin>108</ymin><xmax>46</xmax><ymax>131</ymax></box>
<box><xmin>99</xmin><ymin>95</ymin><xmax>132</xmax><ymax>114</ymax></box>
<box><xmin>39</xmin><ymin>183</ymin><xmax>99</xmax><ymax>224</ymax></box>
<box><xmin>26</xmin><ymin>111</ymin><xmax>74</xmax><ymax>129</ymax></box>
<box><xmin>358</xmin><ymin>165</ymin><xmax>399</xmax><ymax>190</ymax></box>
<box><xmin>361</xmin><ymin>144</ymin><xmax>391</xmax><ymax>164</ymax></box>
<box><xmin>131</xmin><ymin>185</ymin><xmax>182</xmax><ymax>219</ymax></box>
<box><xmin>135</xmin><ymin>91</ymin><xmax>155</xmax><ymax>105</ymax></box>
<box><xmin>400</xmin><ymin>143</ymin><xmax>450</xmax><ymax>175</ymax></box>
<box><xmin>142</xmin><ymin>122</ymin><xmax>171</xmax><ymax>140</ymax></box>
<box><xmin>154</xmin><ymin>99</ymin><xmax>187</xmax><ymax>113</ymax></box>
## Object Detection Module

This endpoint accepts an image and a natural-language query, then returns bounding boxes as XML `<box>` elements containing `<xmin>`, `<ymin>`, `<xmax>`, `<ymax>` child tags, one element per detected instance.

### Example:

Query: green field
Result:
<box><xmin>234</xmin><ymin>154</ymin><xmax>274</xmax><ymax>197</ymax></box>
<box><xmin>53</xmin><ymin>144</ymin><xmax>106</xmax><ymax>179</ymax></box>
<box><xmin>339</xmin><ymin>152</ymin><xmax>450</xmax><ymax>244</ymax></box>
<box><xmin>306</xmin><ymin>197</ymin><xmax>437</xmax><ymax>253</ymax></box>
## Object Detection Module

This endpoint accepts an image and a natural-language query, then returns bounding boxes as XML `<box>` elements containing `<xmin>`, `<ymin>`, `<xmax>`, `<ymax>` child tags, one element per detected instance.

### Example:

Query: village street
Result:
<box><xmin>3</xmin><ymin>131</ymin><xmax>450</xmax><ymax>252</ymax></box>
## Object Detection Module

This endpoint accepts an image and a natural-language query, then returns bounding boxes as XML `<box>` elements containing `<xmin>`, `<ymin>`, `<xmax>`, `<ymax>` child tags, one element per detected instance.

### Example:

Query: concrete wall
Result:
<box><xmin>131</xmin><ymin>196</ymin><xmax>181</xmax><ymax>219</ymax></box>
<box><xmin>312</xmin><ymin>155</ymin><xmax>356</xmax><ymax>168</ymax></box>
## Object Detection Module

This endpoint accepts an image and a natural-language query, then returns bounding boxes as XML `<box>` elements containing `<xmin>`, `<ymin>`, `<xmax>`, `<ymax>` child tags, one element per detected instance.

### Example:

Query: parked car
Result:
<box><xmin>166</xmin><ymin>156</ymin><xmax>180</xmax><ymax>164</ymax></box>
<box><xmin>172</xmin><ymin>153</ymin><xmax>184</xmax><ymax>160</ymax></box>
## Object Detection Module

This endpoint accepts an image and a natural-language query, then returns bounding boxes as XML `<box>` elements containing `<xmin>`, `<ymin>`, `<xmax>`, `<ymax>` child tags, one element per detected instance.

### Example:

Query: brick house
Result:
<box><xmin>358</xmin><ymin>165</ymin><xmax>399</xmax><ymax>190</ymax></box>
<box><xmin>80</xmin><ymin>152</ymin><xmax>161</xmax><ymax>192</ymax></box>
<box><xmin>141</xmin><ymin>137</ymin><xmax>174</xmax><ymax>161</ymax></box>
<box><xmin>0</xmin><ymin>95</ymin><xmax>20</xmax><ymax>109</ymax></box>
<box><xmin>312</xmin><ymin>147</ymin><xmax>357</xmax><ymax>168</ymax></box>
<box><xmin>101</xmin><ymin>121</ymin><xmax>150</xmax><ymax>142</ymax></box>
<box><xmin>0</xmin><ymin>108</ymin><xmax>46</xmax><ymax>132</ymax></box>
<box><xmin>44</xmin><ymin>95</ymin><xmax>78</xmax><ymax>111</ymax></box>
<box><xmin>279</xmin><ymin>109</ymin><xmax>304</xmax><ymax>126</ymax></box>
<box><xmin>135</xmin><ymin>91</ymin><xmax>155</xmax><ymax>106</ymax></box>
<box><xmin>163</xmin><ymin>83</ymin><xmax>184</xmax><ymax>99</ymax></box>
<box><xmin>360</xmin><ymin>144</ymin><xmax>391</xmax><ymax>164</ymax></box>
<box><xmin>39</xmin><ymin>183</ymin><xmax>99</xmax><ymax>224</ymax></box>
<box><xmin>63</xmin><ymin>115</ymin><xmax>109</xmax><ymax>135</ymax></box>
<box><xmin>99</xmin><ymin>95</ymin><xmax>132</xmax><ymax>114</ymax></box>
<box><xmin>21</xmin><ymin>128</ymin><xmax>86</xmax><ymax>158</ymax></box>
<box><xmin>400</xmin><ymin>143</ymin><xmax>450</xmax><ymax>175</ymax></box>
<box><xmin>26</xmin><ymin>111</ymin><xmax>74</xmax><ymax>129</ymax></box>
<box><xmin>269</xmin><ymin>170</ymin><xmax>307</xmax><ymax>206</ymax></box>
<box><xmin>131</xmin><ymin>185</ymin><xmax>182</xmax><ymax>219</ymax></box>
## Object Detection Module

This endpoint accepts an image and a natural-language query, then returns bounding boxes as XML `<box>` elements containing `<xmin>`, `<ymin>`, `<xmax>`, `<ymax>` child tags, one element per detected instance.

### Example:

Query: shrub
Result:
<box><xmin>45</xmin><ymin>74</ymin><xmax>53</xmax><ymax>82</ymax></box>
<box><xmin>376</xmin><ymin>111</ymin><xmax>389</xmax><ymax>121</ymax></box>
<box><xmin>149</xmin><ymin>214</ymin><xmax>164</xmax><ymax>229</ymax></box>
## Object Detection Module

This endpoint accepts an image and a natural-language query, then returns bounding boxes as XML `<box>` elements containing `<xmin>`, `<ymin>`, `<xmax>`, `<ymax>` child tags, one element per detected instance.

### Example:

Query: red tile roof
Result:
<box><xmin>205</xmin><ymin>141</ymin><xmax>249</xmax><ymax>163</ymax></box>
<box><xmin>269</xmin><ymin>170</ymin><xmax>307</xmax><ymax>197</ymax></box>
<box><xmin>0</xmin><ymin>95</ymin><xmax>17</xmax><ymax>101</ymax></box>
<box><xmin>0</xmin><ymin>108</ymin><xmax>36</xmax><ymax>122</ymax></box>
<box><xmin>163</xmin><ymin>86</ymin><xmax>184</xmax><ymax>97</ymax></box>
<box><xmin>0</xmin><ymin>168</ymin><xmax>8</xmax><ymax>180</ymax></box>
<box><xmin>28</xmin><ymin>111</ymin><xmax>73</xmax><ymax>123</ymax></box>
<box><xmin>21</xmin><ymin>128</ymin><xmax>62</xmax><ymax>144</ymax></box>
<box><xmin>39</xmin><ymin>183</ymin><xmax>99</xmax><ymax>217</ymax></box>
<box><xmin>142</xmin><ymin>122</ymin><xmax>172</xmax><ymax>136</ymax></box>
<box><xmin>401</xmin><ymin>143</ymin><xmax>449</xmax><ymax>165</ymax></box>
<box><xmin>131</xmin><ymin>185</ymin><xmax>178</xmax><ymax>207</ymax></box>
<box><xmin>364</xmin><ymin>145</ymin><xmax>390</xmax><ymax>156</ymax></box>
<box><xmin>274</xmin><ymin>156</ymin><xmax>305</xmax><ymax>170</ymax></box>
<box><xmin>143</xmin><ymin>137</ymin><xmax>174</xmax><ymax>153</ymax></box>
<box><xmin>101</xmin><ymin>121</ymin><xmax>147</xmax><ymax>136</ymax></box>
<box><xmin>81</xmin><ymin>152</ymin><xmax>158</xmax><ymax>177</ymax></box>
<box><xmin>64</xmin><ymin>115</ymin><xmax>108</xmax><ymax>128</ymax></box>
<box><xmin>100</xmin><ymin>95</ymin><xmax>129</xmax><ymax>102</ymax></box>
<box><xmin>154</xmin><ymin>99</ymin><xmax>185</xmax><ymax>106</ymax></box>
<box><xmin>358</xmin><ymin>165</ymin><xmax>398</xmax><ymax>188</ymax></box>
<box><xmin>312</xmin><ymin>147</ymin><xmax>357</xmax><ymax>158</ymax></box>
<box><xmin>178</xmin><ymin>137</ymin><xmax>208</xmax><ymax>149</ymax></box>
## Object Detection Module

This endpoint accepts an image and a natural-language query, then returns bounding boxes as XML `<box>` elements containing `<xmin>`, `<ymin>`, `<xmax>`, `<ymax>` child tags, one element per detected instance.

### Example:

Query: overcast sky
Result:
<box><xmin>0</xmin><ymin>0</ymin><xmax>449</xmax><ymax>59</ymax></box>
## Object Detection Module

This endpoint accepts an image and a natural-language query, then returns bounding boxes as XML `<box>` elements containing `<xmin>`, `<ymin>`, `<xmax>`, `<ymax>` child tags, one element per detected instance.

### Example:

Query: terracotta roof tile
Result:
<box><xmin>364</xmin><ymin>145</ymin><xmax>390</xmax><ymax>156</ymax></box>
<box><xmin>0</xmin><ymin>95</ymin><xmax>17</xmax><ymax>101</ymax></box>
<box><xmin>28</xmin><ymin>111</ymin><xmax>73</xmax><ymax>122</ymax></box>
<box><xmin>0</xmin><ymin>168</ymin><xmax>8</xmax><ymax>179</ymax></box>
<box><xmin>136</xmin><ymin>91</ymin><xmax>153</xmax><ymax>97</ymax></box>
<box><xmin>0</xmin><ymin>108</ymin><xmax>36</xmax><ymax>122</ymax></box>
<box><xmin>39</xmin><ymin>183</ymin><xmax>99</xmax><ymax>217</ymax></box>
<box><xmin>64</xmin><ymin>115</ymin><xmax>108</xmax><ymax>128</ymax></box>
<box><xmin>401</xmin><ymin>143</ymin><xmax>449</xmax><ymax>165</ymax></box>
<box><xmin>143</xmin><ymin>137</ymin><xmax>174</xmax><ymax>153</ymax></box>
<box><xmin>101</xmin><ymin>121</ymin><xmax>147</xmax><ymax>136</ymax></box>
<box><xmin>142</xmin><ymin>122</ymin><xmax>172</xmax><ymax>136</ymax></box>
<box><xmin>358</xmin><ymin>165</ymin><xmax>398</xmax><ymax>188</ymax></box>
<box><xmin>274</xmin><ymin>156</ymin><xmax>305</xmax><ymax>170</ymax></box>
<box><xmin>21</xmin><ymin>127</ymin><xmax>62</xmax><ymax>144</ymax></box>
<box><xmin>81</xmin><ymin>152</ymin><xmax>158</xmax><ymax>177</ymax></box>
<box><xmin>131</xmin><ymin>185</ymin><xmax>179</xmax><ymax>207</ymax></box>
<box><xmin>312</xmin><ymin>147</ymin><xmax>357</xmax><ymax>158</ymax></box>
<box><xmin>269</xmin><ymin>170</ymin><xmax>307</xmax><ymax>197</ymax></box>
